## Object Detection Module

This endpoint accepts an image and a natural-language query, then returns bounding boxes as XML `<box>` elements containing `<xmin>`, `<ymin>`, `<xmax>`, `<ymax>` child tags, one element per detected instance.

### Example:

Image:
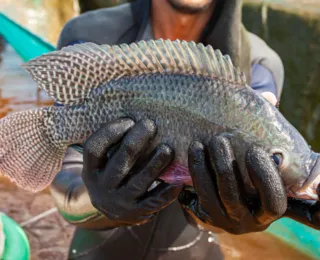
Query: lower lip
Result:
<box><xmin>289</xmin><ymin>189</ymin><xmax>319</xmax><ymax>200</ymax></box>
<box><xmin>293</xmin><ymin>174</ymin><xmax>320</xmax><ymax>201</ymax></box>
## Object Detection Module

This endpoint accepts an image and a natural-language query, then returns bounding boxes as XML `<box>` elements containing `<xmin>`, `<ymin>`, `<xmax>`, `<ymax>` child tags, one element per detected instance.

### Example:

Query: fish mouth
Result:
<box><xmin>290</xmin><ymin>153</ymin><xmax>320</xmax><ymax>201</ymax></box>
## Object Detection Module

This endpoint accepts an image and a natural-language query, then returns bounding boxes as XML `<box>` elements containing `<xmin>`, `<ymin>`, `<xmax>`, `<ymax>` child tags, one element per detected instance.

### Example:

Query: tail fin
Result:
<box><xmin>0</xmin><ymin>108</ymin><xmax>67</xmax><ymax>192</ymax></box>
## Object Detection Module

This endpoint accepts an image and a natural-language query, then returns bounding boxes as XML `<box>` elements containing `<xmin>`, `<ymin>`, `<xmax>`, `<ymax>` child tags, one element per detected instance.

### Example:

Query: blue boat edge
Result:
<box><xmin>266</xmin><ymin>218</ymin><xmax>319</xmax><ymax>259</ymax></box>
<box><xmin>0</xmin><ymin>12</ymin><xmax>55</xmax><ymax>62</ymax></box>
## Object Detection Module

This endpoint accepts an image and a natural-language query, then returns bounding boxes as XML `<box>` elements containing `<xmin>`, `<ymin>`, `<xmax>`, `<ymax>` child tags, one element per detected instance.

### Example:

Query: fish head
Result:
<box><xmin>280</xmin><ymin>149</ymin><xmax>320</xmax><ymax>201</ymax></box>
<box><xmin>267</xmin><ymin>127</ymin><xmax>320</xmax><ymax>201</ymax></box>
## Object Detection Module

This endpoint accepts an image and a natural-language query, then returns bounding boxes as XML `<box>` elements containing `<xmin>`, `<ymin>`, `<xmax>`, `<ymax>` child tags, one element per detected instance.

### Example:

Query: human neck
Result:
<box><xmin>151</xmin><ymin>0</ymin><xmax>215</xmax><ymax>42</ymax></box>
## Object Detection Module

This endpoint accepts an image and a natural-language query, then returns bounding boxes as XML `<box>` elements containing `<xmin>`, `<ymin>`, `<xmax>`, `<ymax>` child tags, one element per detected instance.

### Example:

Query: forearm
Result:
<box><xmin>49</xmin><ymin>146</ymin><xmax>116</xmax><ymax>230</ymax></box>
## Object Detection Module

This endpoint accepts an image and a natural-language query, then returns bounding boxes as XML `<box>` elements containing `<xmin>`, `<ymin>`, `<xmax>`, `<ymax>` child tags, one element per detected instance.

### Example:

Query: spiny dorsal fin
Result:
<box><xmin>22</xmin><ymin>39</ymin><xmax>247</xmax><ymax>105</ymax></box>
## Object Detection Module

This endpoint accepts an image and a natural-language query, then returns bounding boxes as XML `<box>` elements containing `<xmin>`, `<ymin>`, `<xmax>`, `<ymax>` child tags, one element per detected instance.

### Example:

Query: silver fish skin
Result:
<box><xmin>0</xmin><ymin>39</ymin><xmax>319</xmax><ymax>200</ymax></box>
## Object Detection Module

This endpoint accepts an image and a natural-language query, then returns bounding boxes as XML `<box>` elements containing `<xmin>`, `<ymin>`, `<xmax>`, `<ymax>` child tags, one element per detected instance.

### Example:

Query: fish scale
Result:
<box><xmin>44</xmin><ymin>73</ymin><xmax>280</xmax><ymax>171</ymax></box>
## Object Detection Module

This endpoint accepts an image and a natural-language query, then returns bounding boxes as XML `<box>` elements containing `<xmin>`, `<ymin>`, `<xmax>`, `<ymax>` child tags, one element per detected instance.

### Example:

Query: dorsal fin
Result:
<box><xmin>22</xmin><ymin>39</ymin><xmax>247</xmax><ymax>105</ymax></box>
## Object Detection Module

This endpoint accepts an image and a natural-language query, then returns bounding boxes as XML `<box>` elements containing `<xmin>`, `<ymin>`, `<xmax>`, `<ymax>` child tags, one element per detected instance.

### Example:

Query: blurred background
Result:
<box><xmin>0</xmin><ymin>0</ymin><xmax>319</xmax><ymax>259</ymax></box>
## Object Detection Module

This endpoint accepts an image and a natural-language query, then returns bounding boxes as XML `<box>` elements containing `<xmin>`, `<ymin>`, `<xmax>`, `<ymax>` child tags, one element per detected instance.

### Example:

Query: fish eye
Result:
<box><xmin>272</xmin><ymin>153</ymin><xmax>283</xmax><ymax>166</ymax></box>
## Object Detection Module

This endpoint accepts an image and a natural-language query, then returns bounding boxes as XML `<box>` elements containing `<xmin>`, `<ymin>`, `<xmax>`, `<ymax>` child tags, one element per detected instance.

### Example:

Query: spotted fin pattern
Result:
<box><xmin>22</xmin><ymin>39</ymin><xmax>247</xmax><ymax>105</ymax></box>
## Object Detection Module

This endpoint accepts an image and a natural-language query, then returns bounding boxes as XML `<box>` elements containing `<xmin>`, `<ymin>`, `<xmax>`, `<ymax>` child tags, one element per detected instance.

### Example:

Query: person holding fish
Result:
<box><xmin>48</xmin><ymin>0</ymin><xmax>320</xmax><ymax>259</ymax></box>
<box><xmin>1</xmin><ymin>0</ymin><xmax>319</xmax><ymax>259</ymax></box>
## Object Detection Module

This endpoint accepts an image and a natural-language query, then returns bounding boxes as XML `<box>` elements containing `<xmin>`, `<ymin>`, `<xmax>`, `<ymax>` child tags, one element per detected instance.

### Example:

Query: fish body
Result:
<box><xmin>0</xmin><ymin>39</ymin><xmax>319</xmax><ymax>200</ymax></box>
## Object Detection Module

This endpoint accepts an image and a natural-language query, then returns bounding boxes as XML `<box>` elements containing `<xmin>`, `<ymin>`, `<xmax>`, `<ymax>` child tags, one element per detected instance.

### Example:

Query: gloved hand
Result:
<box><xmin>285</xmin><ymin>192</ymin><xmax>320</xmax><ymax>230</ymax></box>
<box><xmin>82</xmin><ymin>118</ymin><xmax>182</xmax><ymax>227</ymax></box>
<box><xmin>179</xmin><ymin>135</ymin><xmax>288</xmax><ymax>235</ymax></box>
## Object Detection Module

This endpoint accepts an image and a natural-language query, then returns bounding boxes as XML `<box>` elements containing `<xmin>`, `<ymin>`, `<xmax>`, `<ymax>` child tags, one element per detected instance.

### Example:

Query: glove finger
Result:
<box><xmin>82</xmin><ymin>118</ymin><xmax>134</xmax><ymax>184</ymax></box>
<box><xmin>246</xmin><ymin>146</ymin><xmax>287</xmax><ymax>225</ymax></box>
<box><xmin>139</xmin><ymin>182</ymin><xmax>182</xmax><ymax>214</ymax></box>
<box><xmin>186</xmin><ymin>141</ymin><xmax>226</xmax><ymax>218</ymax></box>
<box><xmin>102</xmin><ymin>119</ymin><xmax>156</xmax><ymax>189</ymax></box>
<box><xmin>125</xmin><ymin>144</ymin><xmax>174</xmax><ymax>197</ymax></box>
<box><xmin>208</xmin><ymin>136</ymin><xmax>248</xmax><ymax>221</ymax></box>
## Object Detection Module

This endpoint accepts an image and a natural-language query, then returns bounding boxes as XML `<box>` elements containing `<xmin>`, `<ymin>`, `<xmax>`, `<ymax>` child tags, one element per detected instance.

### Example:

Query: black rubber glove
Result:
<box><xmin>179</xmin><ymin>135</ymin><xmax>288</xmax><ymax>235</ymax></box>
<box><xmin>82</xmin><ymin>118</ymin><xmax>182</xmax><ymax>227</ymax></box>
<box><xmin>284</xmin><ymin>190</ymin><xmax>320</xmax><ymax>230</ymax></box>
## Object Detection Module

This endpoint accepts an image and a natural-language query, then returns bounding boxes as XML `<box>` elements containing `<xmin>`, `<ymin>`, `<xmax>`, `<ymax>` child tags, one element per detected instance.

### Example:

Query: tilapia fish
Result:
<box><xmin>0</xmin><ymin>39</ymin><xmax>319</xmax><ymax>200</ymax></box>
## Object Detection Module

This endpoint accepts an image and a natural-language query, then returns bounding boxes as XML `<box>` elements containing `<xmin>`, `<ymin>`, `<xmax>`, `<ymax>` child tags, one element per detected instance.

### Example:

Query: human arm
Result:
<box><xmin>251</xmin><ymin>63</ymin><xmax>279</xmax><ymax>106</ymax></box>
<box><xmin>50</xmin><ymin>146</ymin><xmax>108</xmax><ymax>229</ymax></box>
<box><xmin>249</xmin><ymin>32</ymin><xmax>285</xmax><ymax>106</ymax></box>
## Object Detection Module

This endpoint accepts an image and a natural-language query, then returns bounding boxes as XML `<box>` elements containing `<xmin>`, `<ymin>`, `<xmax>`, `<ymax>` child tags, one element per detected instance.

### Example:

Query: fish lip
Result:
<box><xmin>294</xmin><ymin>153</ymin><xmax>320</xmax><ymax>196</ymax></box>
<box><xmin>289</xmin><ymin>188</ymin><xmax>318</xmax><ymax>201</ymax></box>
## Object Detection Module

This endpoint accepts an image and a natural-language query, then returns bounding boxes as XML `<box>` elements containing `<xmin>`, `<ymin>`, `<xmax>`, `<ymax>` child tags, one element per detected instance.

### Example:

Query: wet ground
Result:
<box><xmin>0</xmin><ymin>42</ymin><xmax>315</xmax><ymax>260</ymax></box>
<box><xmin>0</xmin><ymin>178</ymin><xmax>74</xmax><ymax>259</ymax></box>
